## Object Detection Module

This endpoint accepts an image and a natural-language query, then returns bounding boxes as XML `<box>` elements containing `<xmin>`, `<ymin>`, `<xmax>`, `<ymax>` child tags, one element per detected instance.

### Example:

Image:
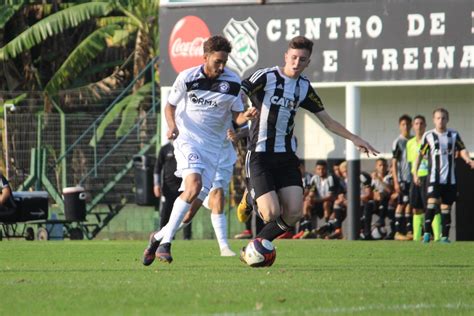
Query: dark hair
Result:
<box><xmin>413</xmin><ymin>114</ymin><xmax>426</xmax><ymax>124</ymax></box>
<box><xmin>288</xmin><ymin>36</ymin><xmax>313</xmax><ymax>55</ymax></box>
<box><xmin>299</xmin><ymin>159</ymin><xmax>305</xmax><ymax>166</ymax></box>
<box><xmin>433</xmin><ymin>107</ymin><xmax>449</xmax><ymax>120</ymax></box>
<box><xmin>203</xmin><ymin>35</ymin><xmax>232</xmax><ymax>54</ymax></box>
<box><xmin>315</xmin><ymin>160</ymin><xmax>327</xmax><ymax>167</ymax></box>
<box><xmin>399</xmin><ymin>114</ymin><xmax>412</xmax><ymax>124</ymax></box>
<box><xmin>376</xmin><ymin>157</ymin><xmax>387</xmax><ymax>164</ymax></box>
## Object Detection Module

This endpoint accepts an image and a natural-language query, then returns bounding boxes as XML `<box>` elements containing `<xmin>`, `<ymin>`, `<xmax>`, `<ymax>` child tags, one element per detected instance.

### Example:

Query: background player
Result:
<box><xmin>415</xmin><ymin>108</ymin><xmax>474</xmax><ymax>243</ymax></box>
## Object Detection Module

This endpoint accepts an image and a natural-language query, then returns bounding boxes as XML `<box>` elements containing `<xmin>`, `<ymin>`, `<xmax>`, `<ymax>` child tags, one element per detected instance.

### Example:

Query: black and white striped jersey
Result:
<box><xmin>241</xmin><ymin>66</ymin><xmax>324</xmax><ymax>153</ymax></box>
<box><xmin>420</xmin><ymin>128</ymin><xmax>466</xmax><ymax>185</ymax></box>
<box><xmin>392</xmin><ymin>135</ymin><xmax>412</xmax><ymax>183</ymax></box>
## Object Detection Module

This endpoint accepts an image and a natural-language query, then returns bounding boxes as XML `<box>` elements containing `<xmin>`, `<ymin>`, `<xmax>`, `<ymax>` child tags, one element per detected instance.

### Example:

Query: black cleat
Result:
<box><xmin>142</xmin><ymin>233</ymin><xmax>160</xmax><ymax>266</ymax></box>
<box><xmin>156</xmin><ymin>242</ymin><xmax>173</xmax><ymax>264</ymax></box>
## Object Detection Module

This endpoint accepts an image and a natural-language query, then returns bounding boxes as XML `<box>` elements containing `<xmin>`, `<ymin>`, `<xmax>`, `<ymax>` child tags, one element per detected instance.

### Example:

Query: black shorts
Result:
<box><xmin>427</xmin><ymin>183</ymin><xmax>457</xmax><ymax>205</ymax></box>
<box><xmin>409</xmin><ymin>177</ymin><xmax>427</xmax><ymax>210</ymax></box>
<box><xmin>248</xmin><ymin>151</ymin><xmax>302</xmax><ymax>200</ymax></box>
<box><xmin>397</xmin><ymin>181</ymin><xmax>410</xmax><ymax>205</ymax></box>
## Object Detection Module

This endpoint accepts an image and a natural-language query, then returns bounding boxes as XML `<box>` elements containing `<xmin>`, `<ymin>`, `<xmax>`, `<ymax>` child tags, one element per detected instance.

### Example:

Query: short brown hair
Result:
<box><xmin>203</xmin><ymin>35</ymin><xmax>232</xmax><ymax>54</ymax></box>
<box><xmin>288</xmin><ymin>36</ymin><xmax>313</xmax><ymax>55</ymax></box>
<box><xmin>433</xmin><ymin>107</ymin><xmax>449</xmax><ymax>120</ymax></box>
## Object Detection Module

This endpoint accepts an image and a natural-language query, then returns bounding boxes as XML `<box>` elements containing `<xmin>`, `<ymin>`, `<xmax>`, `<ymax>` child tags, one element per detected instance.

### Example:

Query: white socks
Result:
<box><xmin>160</xmin><ymin>197</ymin><xmax>191</xmax><ymax>244</ymax></box>
<box><xmin>211</xmin><ymin>213</ymin><xmax>230</xmax><ymax>250</ymax></box>
<box><xmin>153</xmin><ymin>221</ymin><xmax>190</xmax><ymax>242</ymax></box>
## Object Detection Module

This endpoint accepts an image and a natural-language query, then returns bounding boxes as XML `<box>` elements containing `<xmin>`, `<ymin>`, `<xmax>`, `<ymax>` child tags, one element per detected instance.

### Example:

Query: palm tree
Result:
<box><xmin>0</xmin><ymin>0</ymin><xmax>159</xmax><ymax>118</ymax></box>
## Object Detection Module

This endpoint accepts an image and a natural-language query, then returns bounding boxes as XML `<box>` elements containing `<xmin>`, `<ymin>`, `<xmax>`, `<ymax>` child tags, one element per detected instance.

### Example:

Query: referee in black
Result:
<box><xmin>154</xmin><ymin>142</ymin><xmax>192</xmax><ymax>239</ymax></box>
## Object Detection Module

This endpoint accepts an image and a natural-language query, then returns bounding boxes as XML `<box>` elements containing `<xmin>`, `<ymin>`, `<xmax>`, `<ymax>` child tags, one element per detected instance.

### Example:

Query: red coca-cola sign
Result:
<box><xmin>169</xmin><ymin>16</ymin><xmax>211</xmax><ymax>73</ymax></box>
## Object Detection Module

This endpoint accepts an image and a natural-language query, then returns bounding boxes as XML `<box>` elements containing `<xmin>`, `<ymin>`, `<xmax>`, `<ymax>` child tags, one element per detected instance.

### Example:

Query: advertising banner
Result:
<box><xmin>159</xmin><ymin>0</ymin><xmax>474</xmax><ymax>85</ymax></box>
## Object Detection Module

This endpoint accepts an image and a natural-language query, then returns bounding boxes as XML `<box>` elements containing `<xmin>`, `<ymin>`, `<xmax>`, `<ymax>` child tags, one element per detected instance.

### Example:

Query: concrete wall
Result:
<box><xmin>295</xmin><ymin>84</ymin><xmax>474</xmax><ymax>171</ymax></box>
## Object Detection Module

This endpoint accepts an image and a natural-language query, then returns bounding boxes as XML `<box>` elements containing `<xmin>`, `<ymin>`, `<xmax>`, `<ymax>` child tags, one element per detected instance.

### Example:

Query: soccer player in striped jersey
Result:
<box><xmin>414</xmin><ymin>108</ymin><xmax>474</xmax><ymax>243</ymax></box>
<box><xmin>142</xmin><ymin>36</ymin><xmax>258</xmax><ymax>265</ymax></box>
<box><xmin>391</xmin><ymin>114</ymin><xmax>413</xmax><ymax>241</ymax></box>
<box><xmin>239</xmin><ymin>36</ymin><xmax>378</xmax><ymax>262</ymax></box>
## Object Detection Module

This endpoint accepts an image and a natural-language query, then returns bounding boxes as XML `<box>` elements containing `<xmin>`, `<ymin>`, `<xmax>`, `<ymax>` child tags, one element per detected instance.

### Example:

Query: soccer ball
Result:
<box><xmin>243</xmin><ymin>238</ymin><xmax>276</xmax><ymax>267</ymax></box>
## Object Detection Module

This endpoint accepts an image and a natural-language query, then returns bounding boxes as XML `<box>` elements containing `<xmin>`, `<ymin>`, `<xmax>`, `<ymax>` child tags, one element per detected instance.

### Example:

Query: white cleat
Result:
<box><xmin>220</xmin><ymin>247</ymin><xmax>236</xmax><ymax>257</ymax></box>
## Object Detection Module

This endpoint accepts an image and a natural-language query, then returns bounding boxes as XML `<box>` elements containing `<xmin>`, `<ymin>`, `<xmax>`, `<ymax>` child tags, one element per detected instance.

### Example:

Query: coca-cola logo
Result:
<box><xmin>169</xmin><ymin>16</ymin><xmax>211</xmax><ymax>73</ymax></box>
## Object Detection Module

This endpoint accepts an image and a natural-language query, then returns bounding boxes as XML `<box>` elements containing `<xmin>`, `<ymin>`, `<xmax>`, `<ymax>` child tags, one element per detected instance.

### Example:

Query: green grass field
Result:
<box><xmin>1</xmin><ymin>239</ymin><xmax>473</xmax><ymax>315</ymax></box>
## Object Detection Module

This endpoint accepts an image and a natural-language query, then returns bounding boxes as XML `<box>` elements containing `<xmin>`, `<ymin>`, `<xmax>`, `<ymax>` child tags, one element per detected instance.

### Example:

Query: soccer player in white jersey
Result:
<box><xmin>414</xmin><ymin>108</ymin><xmax>474</xmax><ymax>243</ymax></box>
<box><xmin>239</xmin><ymin>36</ymin><xmax>378</xmax><ymax>263</ymax></box>
<box><xmin>142</xmin><ymin>35</ymin><xmax>257</xmax><ymax>265</ymax></box>
<box><xmin>146</xmin><ymin>126</ymin><xmax>239</xmax><ymax>259</ymax></box>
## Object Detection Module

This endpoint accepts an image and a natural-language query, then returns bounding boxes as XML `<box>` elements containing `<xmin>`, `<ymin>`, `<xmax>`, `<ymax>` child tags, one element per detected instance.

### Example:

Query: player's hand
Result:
<box><xmin>167</xmin><ymin>126</ymin><xmax>179</xmax><ymax>140</ymax></box>
<box><xmin>243</xmin><ymin>107</ymin><xmax>258</xmax><ymax>121</ymax></box>
<box><xmin>413</xmin><ymin>174</ymin><xmax>420</xmax><ymax>186</ymax></box>
<box><xmin>154</xmin><ymin>185</ymin><xmax>161</xmax><ymax>198</ymax></box>
<box><xmin>227</xmin><ymin>128</ymin><xmax>238</xmax><ymax>143</ymax></box>
<box><xmin>468</xmin><ymin>160</ymin><xmax>474</xmax><ymax>169</ymax></box>
<box><xmin>353</xmin><ymin>137</ymin><xmax>379</xmax><ymax>157</ymax></box>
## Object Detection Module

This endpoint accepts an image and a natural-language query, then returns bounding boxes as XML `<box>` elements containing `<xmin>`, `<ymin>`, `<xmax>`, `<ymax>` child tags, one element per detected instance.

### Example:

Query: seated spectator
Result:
<box><xmin>295</xmin><ymin>160</ymin><xmax>337</xmax><ymax>239</ymax></box>
<box><xmin>370</xmin><ymin>158</ymin><xmax>394</xmax><ymax>239</ymax></box>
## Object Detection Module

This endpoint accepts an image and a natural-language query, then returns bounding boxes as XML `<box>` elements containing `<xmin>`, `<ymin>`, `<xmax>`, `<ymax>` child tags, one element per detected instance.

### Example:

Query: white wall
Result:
<box><xmin>295</xmin><ymin>85</ymin><xmax>474</xmax><ymax>161</ymax></box>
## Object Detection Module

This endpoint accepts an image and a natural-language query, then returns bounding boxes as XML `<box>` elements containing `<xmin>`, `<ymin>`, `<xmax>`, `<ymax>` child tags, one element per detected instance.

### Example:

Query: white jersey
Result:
<box><xmin>168</xmin><ymin>65</ymin><xmax>244</xmax><ymax>151</ymax></box>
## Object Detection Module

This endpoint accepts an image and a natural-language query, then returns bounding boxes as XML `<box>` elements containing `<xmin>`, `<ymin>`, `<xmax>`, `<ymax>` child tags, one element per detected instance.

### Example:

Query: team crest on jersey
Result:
<box><xmin>188</xmin><ymin>153</ymin><xmax>199</xmax><ymax>162</ymax></box>
<box><xmin>218</xmin><ymin>81</ymin><xmax>230</xmax><ymax>93</ymax></box>
<box><xmin>223</xmin><ymin>17</ymin><xmax>259</xmax><ymax>76</ymax></box>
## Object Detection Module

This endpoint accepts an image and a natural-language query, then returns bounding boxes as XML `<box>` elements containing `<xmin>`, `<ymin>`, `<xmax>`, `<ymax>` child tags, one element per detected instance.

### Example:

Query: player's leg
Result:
<box><xmin>152</xmin><ymin>198</ymin><xmax>202</xmax><ymax>244</ymax></box>
<box><xmin>439</xmin><ymin>184</ymin><xmax>457</xmax><ymax>243</ymax></box>
<box><xmin>394</xmin><ymin>183</ymin><xmax>409</xmax><ymax>240</ymax></box>
<box><xmin>409</xmin><ymin>181</ymin><xmax>424</xmax><ymax>241</ymax></box>
<box><xmin>423</xmin><ymin>198</ymin><xmax>439</xmax><ymax>243</ymax></box>
<box><xmin>143</xmin><ymin>192</ymin><xmax>181</xmax><ymax>266</ymax></box>
<box><xmin>156</xmin><ymin>171</ymin><xmax>205</xmax><ymax>263</ymax></box>
<box><xmin>384</xmin><ymin>192</ymin><xmax>398</xmax><ymax>239</ymax></box>
<box><xmin>207</xmin><ymin>186</ymin><xmax>235</xmax><ymax>256</ymax></box>
<box><xmin>270</xmin><ymin>185</ymin><xmax>304</xmax><ymax>238</ymax></box>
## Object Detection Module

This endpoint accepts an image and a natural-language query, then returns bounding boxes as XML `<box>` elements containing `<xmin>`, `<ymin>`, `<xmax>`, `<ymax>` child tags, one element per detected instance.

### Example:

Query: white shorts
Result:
<box><xmin>174</xmin><ymin>139</ymin><xmax>219</xmax><ymax>193</ymax></box>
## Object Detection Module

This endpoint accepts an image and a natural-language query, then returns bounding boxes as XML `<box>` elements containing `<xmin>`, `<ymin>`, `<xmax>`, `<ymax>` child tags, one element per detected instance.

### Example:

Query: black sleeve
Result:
<box><xmin>241</xmin><ymin>69</ymin><xmax>267</xmax><ymax>98</ymax></box>
<box><xmin>299</xmin><ymin>84</ymin><xmax>324</xmax><ymax>113</ymax></box>
<box><xmin>455</xmin><ymin>133</ymin><xmax>466</xmax><ymax>151</ymax></box>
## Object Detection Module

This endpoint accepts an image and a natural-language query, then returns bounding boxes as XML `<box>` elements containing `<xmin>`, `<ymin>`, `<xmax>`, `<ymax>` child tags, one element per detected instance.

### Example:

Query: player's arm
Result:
<box><xmin>233</xmin><ymin>108</ymin><xmax>258</xmax><ymax>126</ymax></box>
<box><xmin>166</xmin><ymin>73</ymin><xmax>187</xmax><ymax>140</ymax></box>
<box><xmin>316</xmin><ymin>110</ymin><xmax>379</xmax><ymax>157</ymax></box>
<box><xmin>391</xmin><ymin>158</ymin><xmax>400</xmax><ymax>193</ymax></box>
<box><xmin>165</xmin><ymin>103</ymin><xmax>179</xmax><ymax>140</ymax></box>
<box><xmin>459</xmin><ymin>149</ymin><xmax>474</xmax><ymax>168</ymax></box>
<box><xmin>302</xmin><ymin>86</ymin><xmax>378</xmax><ymax>157</ymax></box>
<box><xmin>455</xmin><ymin>134</ymin><xmax>474</xmax><ymax>169</ymax></box>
